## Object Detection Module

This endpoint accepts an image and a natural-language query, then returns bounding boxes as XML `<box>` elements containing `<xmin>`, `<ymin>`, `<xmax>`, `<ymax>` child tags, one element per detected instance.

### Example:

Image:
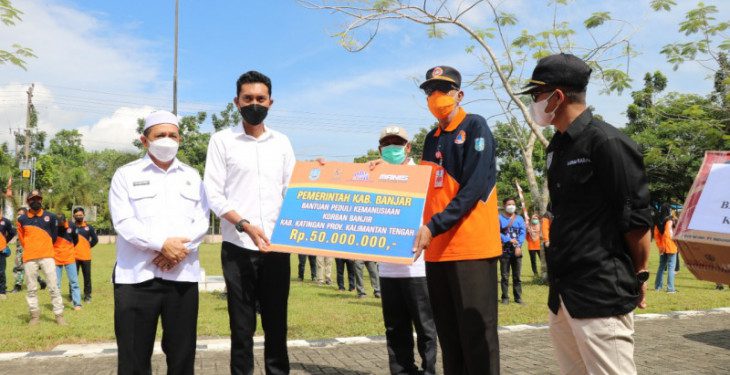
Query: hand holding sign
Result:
<box><xmin>270</xmin><ymin>161</ymin><xmax>431</xmax><ymax>264</ymax></box>
<box><xmin>413</xmin><ymin>225</ymin><xmax>433</xmax><ymax>261</ymax></box>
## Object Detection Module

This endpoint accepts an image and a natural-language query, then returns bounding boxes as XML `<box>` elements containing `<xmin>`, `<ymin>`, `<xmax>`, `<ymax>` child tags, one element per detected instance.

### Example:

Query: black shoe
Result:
<box><xmin>357</xmin><ymin>294</ymin><xmax>366</xmax><ymax>299</ymax></box>
<box><xmin>11</xmin><ymin>284</ymin><xmax>22</xmax><ymax>293</ymax></box>
<box><xmin>348</xmin><ymin>287</ymin><xmax>355</xmax><ymax>292</ymax></box>
<box><xmin>501</xmin><ymin>298</ymin><xmax>509</xmax><ymax>305</ymax></box>
<box><xmin>83</xmin><ymin>295</ymin><xmax>91</xmax><ymax>302</ymax></box>
<box><xmin>515</xmin><ymin>299</ymin><xmax>524</xmax><ymax>305</ymax></box>
<box><xmin>39</xmin><ymin>279</ymin><xmax>47</xmax><ymax>290</ymax></box>
<box><xmin>374</xmin><ymin>292</ymin><xmax>381</xmax><ymax>298</ymax></box>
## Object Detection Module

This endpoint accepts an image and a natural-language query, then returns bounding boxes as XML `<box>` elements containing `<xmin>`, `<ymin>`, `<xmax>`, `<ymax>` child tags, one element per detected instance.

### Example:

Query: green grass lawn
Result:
<box><xmin>1</xmin><ymin>243</ymin><xmax>728</xmax><ymax>352</ymax></box>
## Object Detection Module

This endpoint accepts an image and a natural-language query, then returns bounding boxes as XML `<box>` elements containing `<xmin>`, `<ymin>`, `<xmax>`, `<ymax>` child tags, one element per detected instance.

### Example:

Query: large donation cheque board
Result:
<box><xmin>270</xmin><ymin>161</ymin><xmax>432</xmax><ymax>265</ymax></box>
<box><xmin>675</xmin><ymin>151</ymin><xmax>730</xmax><ymax>284</ymax></box>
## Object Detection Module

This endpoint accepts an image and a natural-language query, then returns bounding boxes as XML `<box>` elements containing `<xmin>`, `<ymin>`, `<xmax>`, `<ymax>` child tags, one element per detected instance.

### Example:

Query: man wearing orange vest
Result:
<box><xmin>73</xmin><ymin>207</ymin><xmax>97</xmax><ymax>302</ymax></box>
<box><xmin>54</xmin><ymin>213</ymin><xmax>81</xmax><ymax>310</ymax></box>
<box><xmin>16</xmin><ymin>190</ymin><xmax>65</xmax><ymax>325</ymax></box>
<box><xmin>413</xmin><ymin>66</ymin><xmax>502</xmax><ymax>375</ymax></box>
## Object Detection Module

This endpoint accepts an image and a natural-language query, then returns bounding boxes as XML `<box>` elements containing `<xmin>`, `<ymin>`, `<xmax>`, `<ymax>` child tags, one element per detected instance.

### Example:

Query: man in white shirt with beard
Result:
<box><xmin>109</xmin><ymin>110</ymin><xmax>209</xmax><ymax>375</ymax></box>
<box><xmin>204</xmin><ymin>71</ymin><xmax>296</xmax><ymax>375</ymax></box>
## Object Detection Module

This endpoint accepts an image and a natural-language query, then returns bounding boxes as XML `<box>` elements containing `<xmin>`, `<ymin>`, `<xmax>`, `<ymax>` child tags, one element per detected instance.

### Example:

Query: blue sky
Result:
<box><xmin>0</xmin><ymin>0</ymin><xmax>727</xmax><ymax>160</ymax></box>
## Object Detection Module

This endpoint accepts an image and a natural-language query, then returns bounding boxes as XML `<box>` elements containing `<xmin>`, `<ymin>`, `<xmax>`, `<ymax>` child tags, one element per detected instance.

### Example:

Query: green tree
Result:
<box><xmin>409</xmin><ymin>127</ymin><xmax>433</xmax><ymax>164</ymax></box>
<box><xmin>0</xmin><ymin>0</ymin><xmax>36</xmax><ymax>70</ymax></box>
<box><xmin>211</xmin><ymin>103</ymin><xmax>242</xmax><ymax>131</ymax></box>
<box><xmin>48</xmin><ymin>129</ymin><xmax>86</xmax><ymax>166</ymax></box>
<box><xmin>712</xmin><ymin>52</ymin><xmax>730</xmax><ymax>134</ymax></box>
<box><xmin>493</xmin><ymin>119</ymin><xmax>552</xmax><ymax>214</ymax></box>
<box><xmin>85</xmin><ymin>149</ymin><xmax>138</xmax><ymax>233</ymax></box>
<box><xmin>655</xmin><ymin>1</ymin><xmax>730</xmax><ymax>72</ymax></box>
<box><xmin>353</xmin><ymin>149</ymin><xmax>381</xmax><ymax>163</ymax></box>
<box><xmin>626</xmin><ymin>71</ymin><xmax>668</xmax><ymax>134</ymax></box>
<box><xmin>14</xmin><ymin>106</ymin><xmax>46</xmax><ymax>157</ymax></box>
<box><xmin>626</xmin><ymin>87</ymin><xmax>729</xmax><ymax>204</ymax></box>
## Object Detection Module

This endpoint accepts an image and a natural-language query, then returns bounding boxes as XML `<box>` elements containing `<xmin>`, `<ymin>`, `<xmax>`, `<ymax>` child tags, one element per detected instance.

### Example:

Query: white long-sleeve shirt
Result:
<box><xmin>203</xmin><ymin>125</ymin><xmax>295</xmax><ymax>251</ymax></box>
<box><xmin>109</xmin><ymin>155</ymin><xmax>209</xmax><ymax>284</ymax></box>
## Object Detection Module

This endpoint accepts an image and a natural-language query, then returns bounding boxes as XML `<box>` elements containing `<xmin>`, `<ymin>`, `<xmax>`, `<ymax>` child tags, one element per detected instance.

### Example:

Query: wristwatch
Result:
<box><xmin>636</xmin><ymin>270</ymin><xmax>650</xmax><ymax>284</ymax></box>
<box><xmin>235</xmin><ymin>219</ymin><xmax>250</xmax><ymax>233</ymax></box>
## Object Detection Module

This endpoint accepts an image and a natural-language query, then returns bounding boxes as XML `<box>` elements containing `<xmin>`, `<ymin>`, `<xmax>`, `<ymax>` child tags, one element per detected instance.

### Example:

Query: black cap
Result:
<box><xmin>73</xmin><ymin>207</ymin><xmax>85</xmax><ymax>214</ymax></box>
<box><xmin>419</xmin><ymin>66</ymin><xmax>461</xmax><ymax>90</ymax></box>
<box><xmin>518</xmin><ymin>53</ymin><xmax>592</xmax><ymax>95</ymax></box>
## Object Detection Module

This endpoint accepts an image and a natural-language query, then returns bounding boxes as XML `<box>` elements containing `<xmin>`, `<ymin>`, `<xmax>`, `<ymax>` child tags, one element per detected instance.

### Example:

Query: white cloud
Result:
<box><xmin>0</xmin><ymin>0</ymin><xmax>166</xmax><ymax>151</ymax></box>
<box><xmin>0</xmin><ymin>0</ymin><xmax>160</xmax><ymax>91</ymax></box>
<box><xmin>76</xmin><ymin>106</ymin><xmax>155</xmax><ymax>151</ymax></box>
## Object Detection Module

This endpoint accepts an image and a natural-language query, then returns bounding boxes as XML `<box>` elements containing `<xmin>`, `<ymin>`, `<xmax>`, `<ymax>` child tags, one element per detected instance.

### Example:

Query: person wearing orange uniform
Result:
<box><xmin>540</xmin><ymin>211</ymin><xmax>553</xmax><ymax>282</ymax></box>
<box><xmin>54</xmin><ymin>214</ymin><xmax>81</xmax><ymax>310</ymax></box>
<box><xmin>653</xmin><ymin>204</ymin><xmax>678</xmax><ymax>293</ymax></box>
<box><xmin>526</xmin><ymin>213</ymin><xmax>543</xmax><ymax>278</ymax></box>
<box><xmin>16</xmin><ymin>190</ymin><xmax>65</xmax><ymax>325</ymax></box>
<box><xmin>72</xmin><ymin>207</ymin><xmax>97</xmax><ymax>302</ymax></box>
<box><xmin>413</xmin><ymin>66</ymin><xmax>502</xmax><ymax>375</ymax></box>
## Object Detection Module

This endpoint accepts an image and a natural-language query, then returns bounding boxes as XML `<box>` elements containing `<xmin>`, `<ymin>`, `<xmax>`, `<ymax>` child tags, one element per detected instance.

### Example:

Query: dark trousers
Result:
<box><xmin>381</xmin><ymin>277</ymin><xmax>437</xmax><ymax>375</ymax></box>
<box><xmin>0</xmin><ymin>254</ymin><xmax>6</xmax><ymax>294</ymax></box>
<box><xmin>426</xmin><ymin>258</ymin><xmax>500</xmax><ymax>375</ymax></box>
<box><xmin>76</xmin><ymin>260</ymin><xmax>92</xmax><ymax>297</ymax></box>
<box><xmin>222</xmin><ymin>241</ymin><xmax>290</xmax><ymax>375</ymax></box>
<box><xmin>500</xmin><ymin>254</ymin><xmax>522</xmax><ymax>302</ymax></box>
<box><xmin>297</xmin><ymin>254</ymin><xmax>317</xmax><ymax>280</ymax></box>
<box><xmin>114</xmin><ymin>278</ymin><xmax>199</xmax><ymax>375</ymax></box>
<box><xmin>335</xmin><ymin>258</ymin><xmax>355</xmax><ymax>291</ymax></box>
<box><xmin>528</xmin><ymin>250</ymin><xmax>540</xmax><ymax>275</ymax></box>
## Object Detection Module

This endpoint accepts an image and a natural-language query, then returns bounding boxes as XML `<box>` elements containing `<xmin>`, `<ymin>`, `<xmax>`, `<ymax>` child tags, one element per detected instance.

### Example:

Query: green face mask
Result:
<box><xmin>381</xmin><ymin>145</ymin><xmax>407</xmax><ymax>165</ymax></box>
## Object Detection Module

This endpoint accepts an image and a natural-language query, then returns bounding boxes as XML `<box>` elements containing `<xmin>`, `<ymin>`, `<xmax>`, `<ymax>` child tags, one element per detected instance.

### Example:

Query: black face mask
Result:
<box><xmin>75</xmin><ymin>217</ymin><xmax>84</xmax><ymax>223</ymax></box>
<box><xmin>29</xmin><ymin>201</ymin><xmax>42</xmax><ymax>211</ymax></box>
<box><xmin>240</xmin><ymin>104</ymin><xmax>269</xmax><ymax>126</ymax></box>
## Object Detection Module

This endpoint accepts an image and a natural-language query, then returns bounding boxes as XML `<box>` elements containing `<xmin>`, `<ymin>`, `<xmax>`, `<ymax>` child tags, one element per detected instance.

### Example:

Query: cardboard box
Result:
<box><xmin>674</xmin><ymin>151</ymin><xmax>730</xmax><ymax>285</ymax></box>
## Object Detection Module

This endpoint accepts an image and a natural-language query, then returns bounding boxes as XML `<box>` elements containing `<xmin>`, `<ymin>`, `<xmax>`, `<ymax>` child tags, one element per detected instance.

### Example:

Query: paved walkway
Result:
<box><xmin>1</xmin><ymin>311</ymin><xmax>728</xmax><ymax>374</ymax></box>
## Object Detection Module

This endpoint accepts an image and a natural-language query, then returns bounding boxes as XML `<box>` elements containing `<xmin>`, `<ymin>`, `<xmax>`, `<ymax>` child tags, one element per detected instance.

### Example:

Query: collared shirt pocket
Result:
<box><xmin>567</xmin><ymin>162</ymin><xmax>596</xmax><ymax>198</ymax></box>
<box><xmin>128</xmin><ymin>183</ymin><xmax>158</xmax><ymax>218</ymax></box>
<box><xmin>179</xmin><ymin>185</ymin><xmax>201</xmax><ymax>217</ymax></box>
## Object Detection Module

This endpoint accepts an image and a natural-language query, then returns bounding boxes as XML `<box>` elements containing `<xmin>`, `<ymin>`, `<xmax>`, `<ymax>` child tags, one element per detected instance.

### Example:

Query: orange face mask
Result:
<box><xmin>427</xmin><ymin>91</ymin><xmax>457</xmax><ymax>120</ymax></box>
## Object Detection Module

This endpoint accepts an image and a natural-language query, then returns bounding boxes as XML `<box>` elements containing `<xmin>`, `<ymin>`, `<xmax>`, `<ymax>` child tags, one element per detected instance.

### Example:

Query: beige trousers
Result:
<box><xmin>316</xmin><ymin>256</ymin><xmax>333</xmax><ymax>284</ymax></box>
<box><xmin>24</xmin><ymin>258</ymin><xmax>64</xmax><ymax>315</ymax></box>
<box><xmin>549</xmin><ymin>299</ymin><xmax>636</xmax><ymax>375</ymax></box>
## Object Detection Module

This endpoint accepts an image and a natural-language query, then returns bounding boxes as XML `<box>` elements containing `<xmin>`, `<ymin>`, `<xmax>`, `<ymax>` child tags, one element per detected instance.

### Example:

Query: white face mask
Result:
<box><xmin>505</xmin><ymin>205</ymin><xmax>517</xmax><ymax>214</ymax></box>
<box><xmin>529</xmin><ymin>91</ymin><xmax>559</xmax><ymax>127</ymax></box>
<box><xmin>147</xmin><ymin>137</ymin><xmax>179</xmax><ymax>163</ymax></box>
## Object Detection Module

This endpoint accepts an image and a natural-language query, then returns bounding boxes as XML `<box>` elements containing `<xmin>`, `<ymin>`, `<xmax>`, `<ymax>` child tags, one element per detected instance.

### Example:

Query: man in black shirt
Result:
<box><xmin>519</xmin><ymin>53</ymin><xmax>652</xmax><ymax>375</ymax></box>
